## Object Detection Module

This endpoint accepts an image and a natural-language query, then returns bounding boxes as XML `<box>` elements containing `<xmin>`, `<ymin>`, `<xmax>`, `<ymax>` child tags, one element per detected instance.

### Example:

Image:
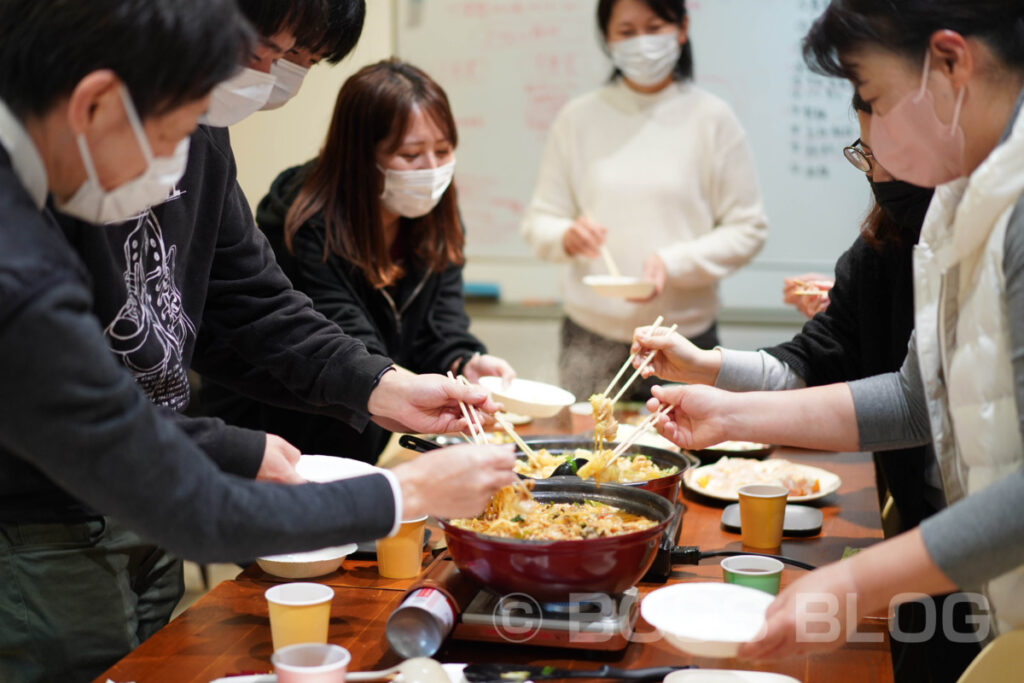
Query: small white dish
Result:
<box><xmin>642</xmin><ymin>582</ymin><xmax>773</xmax><ymax>658</ymax></box>
<box><xmin>207</xmin><ymin>663</ymin><xmax>470</xmax><ymax>683</ymax></box>
<box><xmin>296</xmin><ymin>455</ymin><xmax>381</xmax><ymax>483</ymax></box>
<box><xmin>583</xmin><ymin>274</ymin><xmax>656</xmax><ymax>299</ymax></box>
<box><xmin>257</xmin><ymin>543</ymin><xmax>357</xmax><ymax>579</ymax></box>
<box><xmin>478</xmin><ymin>376</ymin><xmax>575</xmax><ymax>418</ymax></box>
<box><xmin>615</xmin><ymin>423</ymin><xmax>680</xmax><ymax>452</ymax></box>
<box><xmin>664</xmin><ymin>670</ymin><xmax>800</xmax><ymax>683</ymax></box>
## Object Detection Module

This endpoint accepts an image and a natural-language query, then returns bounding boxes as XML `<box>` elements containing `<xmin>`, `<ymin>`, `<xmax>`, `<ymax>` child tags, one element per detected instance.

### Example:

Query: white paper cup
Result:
<box><xmin>272</xmin><ymin>643</ymin><xmax>350</xmax><ymax>683</ymax></box>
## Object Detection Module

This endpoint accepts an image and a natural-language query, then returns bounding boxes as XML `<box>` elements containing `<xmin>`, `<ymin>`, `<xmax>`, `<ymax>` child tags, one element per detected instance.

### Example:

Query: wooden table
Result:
<box><xmin>97</xmin><ymin>415</ymin><xmax>892</xmax><ymax>682</ymax></box>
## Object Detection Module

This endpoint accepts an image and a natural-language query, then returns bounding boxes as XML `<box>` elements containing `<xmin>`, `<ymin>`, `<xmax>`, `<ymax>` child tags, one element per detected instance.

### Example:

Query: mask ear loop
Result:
<box><xmin>118</xmin><ymin>85</ymin><xmax>156</xmax><ymax>165</ymax></box>
<box><xmin>914</xmin><ymin>50</ymin><xmax>932</xmax><ymax>100</ymax></box>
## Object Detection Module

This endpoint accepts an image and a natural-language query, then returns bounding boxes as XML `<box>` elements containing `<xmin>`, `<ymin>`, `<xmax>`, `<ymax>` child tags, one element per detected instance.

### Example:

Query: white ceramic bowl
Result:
<box><xmin>257</xmin><ymin>543</ymin><xmax>357</xmax><ymax>579</ymax></box>
<box><xmin>583</xmin><ymin>274</ymin><xmax>656</xmax><ymax>299</ymax></box>
<box><xmin>641</xmin><ymin>582</ymin><xmax>774</xmax><ymax>658</ymax></box>
<box><xmin>478</xmin><ymin>376</ymin><xmax>576</xmax><ymax>418</ymax></box>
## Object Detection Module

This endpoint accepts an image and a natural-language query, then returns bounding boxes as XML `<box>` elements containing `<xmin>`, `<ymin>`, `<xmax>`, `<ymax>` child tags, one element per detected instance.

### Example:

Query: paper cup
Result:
<box><xmin>376</xmin><ymin>515</ymin><xmax>427</xmax><ymax>579</ymax></box>
<box><xmin>569</xmin><ymin>402</ymin><xmax>595</xmax><ymax>434</ymax></box>
<box><xmin>265</xmin><ymin>583</ymin><xmax>334</xmax><ymax>651</ymax></box>
<box><xmin>272</xmin><ymin>643</ymin><xmax>350</xmax><ymax>683</ymax></box>
<box><xmin>721</xmin><ymin>555</ymin><xmax>785</xmax><ymax>595</ymax></box>
<box><xmin>737</xmin><ymin>484</ymin><xmax>788</xmax><ymax>549</ymax></box>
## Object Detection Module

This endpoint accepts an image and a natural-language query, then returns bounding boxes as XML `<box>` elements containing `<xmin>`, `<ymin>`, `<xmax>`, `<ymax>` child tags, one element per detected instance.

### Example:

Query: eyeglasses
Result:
<box><xmin>843</xmin><ymin>138</ymin><xmax>874</xmax><ymax>173</ymax></box>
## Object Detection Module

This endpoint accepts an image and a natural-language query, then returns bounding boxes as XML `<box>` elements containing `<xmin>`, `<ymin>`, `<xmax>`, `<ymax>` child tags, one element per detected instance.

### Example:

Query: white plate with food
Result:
<box><xmin>478</xmin><ymin>376</ymin><xmax>575</xmax><ymax>418</ymax></box>
<box><xmin>642</xmin><ymin>582</ymin><xmax>773</xmax><ymax>658</ymax></box>
<box><xmin>583</xmin><ymin>274</ymin><xmax>656</xmax><ymax>299</ymax></box>
<box><xmin>683</xmin><ymin>456</ymin><xmax>841</xmax><ymax>502</ymax></box>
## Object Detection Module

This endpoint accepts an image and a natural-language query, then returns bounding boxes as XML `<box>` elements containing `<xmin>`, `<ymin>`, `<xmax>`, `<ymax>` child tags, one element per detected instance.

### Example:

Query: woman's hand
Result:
<box><xmin>393</xmin><ymin>444</ymin><xmax>520</xmax><ymax>519</ymax></box>
<box><xmin>628</xmin><ymin>253</ymin><xmax>667</xmax><ymax>303</ymax></box>
<box><xmin>631</xmin><ymin>326</ymin><xmax>721</xmax><ymax>384</ymax></box>
<box><xmin>562</xmin><ymin>216</ymin><xmax>607</xmax><ymax>259</ymax></box>
<box><xmin>645</xmin><ymin>384</ymin><xmax>736</xmax><ymax>449</ymax></box>
<box><xmin>738</xmin><ymin>559</ymin><xmax>861</xmax><ymax>660</ymax></box>
<box><xmin>783</xmin><ymin>273</ymin><xmax>833</xmax><ymax>319</ymax></box>
<box><xmin>462</xmin><ymin>354</ymin><xmax>516</xmax><ymax>386</ymax></box>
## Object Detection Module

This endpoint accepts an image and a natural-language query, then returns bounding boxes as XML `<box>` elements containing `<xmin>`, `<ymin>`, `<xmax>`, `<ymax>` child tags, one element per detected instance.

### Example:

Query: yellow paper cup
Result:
<box><xmin>265</xmin><ymin>582</ymin><xmax>334</xmax><ymax>651</ymax></box>
<box><xmin>737</xmin><ymin>484</ymin><xmax>788</xmax><ymax>550</ymax></box>
<box><xmin>376</xmin><ymin>515</ymin><xmax>428</xmax><ymax>579</ymax></box>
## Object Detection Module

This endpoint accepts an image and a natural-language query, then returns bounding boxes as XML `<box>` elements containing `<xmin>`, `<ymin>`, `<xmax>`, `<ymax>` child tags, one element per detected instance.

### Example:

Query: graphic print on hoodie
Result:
<box><xmin>104</xmin><ymin>208</ymin><xmax>195</xmax><ymax>410</ymax></box>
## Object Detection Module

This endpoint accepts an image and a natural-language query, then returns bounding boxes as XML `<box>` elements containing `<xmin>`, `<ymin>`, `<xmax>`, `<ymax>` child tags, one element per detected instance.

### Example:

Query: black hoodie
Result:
<box><xmin>199</xmin><ymin>163</ymin><xmax>487</xmax><ymax>461</ymax></box>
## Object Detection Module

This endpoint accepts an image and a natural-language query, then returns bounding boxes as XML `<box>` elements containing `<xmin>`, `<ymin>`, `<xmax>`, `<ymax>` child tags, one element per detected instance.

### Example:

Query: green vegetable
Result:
<box><xmin>510</xmin><ymin>514</ymin><xmax>525</xmax><ymax>523</ymax></box>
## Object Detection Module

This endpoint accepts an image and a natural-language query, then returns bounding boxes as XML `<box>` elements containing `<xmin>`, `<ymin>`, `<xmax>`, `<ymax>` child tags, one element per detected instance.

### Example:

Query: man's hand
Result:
<box><xmin>367</xmin><ymin>371</ymin><xmax>502</xmax><ymax>434</ymax></box>
<box><xmin>256</xmin><ymin>434</ymin><xmax>304</xmax><ymax>484</ymax></box>
<box><xmin>392</xmin><ymin>444</ymin><xmax>519</xmax><ymax>519</ymax></box>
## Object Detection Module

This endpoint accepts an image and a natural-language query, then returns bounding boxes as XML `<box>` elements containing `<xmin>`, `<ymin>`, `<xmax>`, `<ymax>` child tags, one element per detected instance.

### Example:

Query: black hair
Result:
<box><xmin>309</xmin><ymin>0</ymin><xmax>366</xmax><ymax>64</ymax></box>
<box><xmin>237</xmin><ymin>0</ymin><xmax>329</xmax><ymax>53</ymax></box>
<box><xmin>803</xmin><ymin>1</ymin><xmax>1024</xmax><ymax>79</ymax></box>
<box><xmin>597</xmin><ymin>0</ymin><xmax>694</xmax><ymax>82</ymax></box>
<box><xmin>0</xmin><ymin>0</ymin><xmax>252</xmax><ymax>120</ymax></box>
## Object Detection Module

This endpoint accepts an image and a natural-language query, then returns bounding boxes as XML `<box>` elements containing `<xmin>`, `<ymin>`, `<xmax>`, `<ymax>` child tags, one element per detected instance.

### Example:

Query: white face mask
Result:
<box><xmin>56</xmin><ymin>86</ymin><xmax>190</xmax><ymax>225</ymax></box>
<box><xmin>379</xmin><ymin>160</ymin><xmax>456</xmax><ymax>218</ymax></box>
<box><xmin>263</xmin><ymin>59</ymin><xmax>309</xmax><ymax>111</ymax></box>
<box><xmin>201</xmin><ymin>67</ymin><xmax>276</xmax><ymax>127</ymax></box>
<box><xmin>609</xmin><ymin>33</ymin><xmax>681</xmax><ymax>87</ymax></box>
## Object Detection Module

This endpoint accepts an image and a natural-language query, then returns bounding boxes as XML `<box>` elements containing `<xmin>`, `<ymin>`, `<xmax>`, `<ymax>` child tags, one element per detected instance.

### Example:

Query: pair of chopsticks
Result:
<box><xmin>448</xmin><ymin>372</ymin><xmax>537</xmax><ymax>495</ymax></box>
<box><xmin>602</xmin><ymin>315</ymin><xmax>678</xmax><ymax>404</ymax></box>
<box><xmin>582</xmin><ymin>212</ymin><xmax>623</xmax><ymax>279</ymax></box>
<box><xmin>598</xmin><ymin>405</ymin><xmax>674</xmax><ymax>476</ymax></box>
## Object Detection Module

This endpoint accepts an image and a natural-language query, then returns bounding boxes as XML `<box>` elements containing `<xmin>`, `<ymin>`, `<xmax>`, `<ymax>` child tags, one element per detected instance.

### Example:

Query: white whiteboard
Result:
<box><xmin>395</xmin><ymin>0</ymin><xmax>870</xmax><ymax>310</ymax></box>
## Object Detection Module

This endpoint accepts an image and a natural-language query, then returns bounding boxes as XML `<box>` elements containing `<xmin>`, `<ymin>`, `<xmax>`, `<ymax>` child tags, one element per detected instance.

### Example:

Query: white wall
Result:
<box><xmin>230</xmin><ymin>1</ymin><xmax>395</xmax><ymax>211</ymax></box>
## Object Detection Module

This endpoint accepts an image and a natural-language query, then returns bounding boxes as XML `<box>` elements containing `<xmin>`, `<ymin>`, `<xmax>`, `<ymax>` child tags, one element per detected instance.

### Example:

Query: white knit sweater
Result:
<box><xmin>522</xmin><ymin>79</ymin><xmax>768</xmax><ymax>342</ymax></box>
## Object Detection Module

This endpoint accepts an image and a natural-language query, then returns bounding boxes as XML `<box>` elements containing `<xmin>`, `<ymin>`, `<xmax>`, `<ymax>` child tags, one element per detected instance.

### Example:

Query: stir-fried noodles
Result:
<box><xmin>589</xmin><ymin>393</ymin><xmax>618</xmax><ymax>450</ymax></box>
<box><xmin>514</xmin><ymin>448</ymin><xmax>677</xmax><ymax>483</ymax></box>
<box><xmin>451</xmin><ymin>485</ymin><xmax>656</xmax><ymax>540</ymax></box>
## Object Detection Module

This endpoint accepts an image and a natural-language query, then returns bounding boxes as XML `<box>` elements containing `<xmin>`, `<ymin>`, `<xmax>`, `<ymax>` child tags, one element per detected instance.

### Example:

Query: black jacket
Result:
<box><xmin>57</xmin><ymin>128</ymin><xmax>393</xmax><ymax>477</ymax></box>
<box><xmin>764</xmin><ymin>228</ymin><xmax>934</xmax><ymax>529</ymax></box>
<box><xmin>0</xmin><ymin>145</ymin><xmax>396</xmax><ymax>558</ymax></box>
<box><xmin>200</xmin><ymin>163</ymin><xmax>486</xmax><ymax>461</ymax></box>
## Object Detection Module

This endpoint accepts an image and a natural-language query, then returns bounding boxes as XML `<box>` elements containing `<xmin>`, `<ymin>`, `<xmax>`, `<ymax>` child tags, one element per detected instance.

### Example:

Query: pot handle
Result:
<box><xmin>399</xmin><ymin>434</ymin><xmax>443</xmax><ymax>453</ymax></box>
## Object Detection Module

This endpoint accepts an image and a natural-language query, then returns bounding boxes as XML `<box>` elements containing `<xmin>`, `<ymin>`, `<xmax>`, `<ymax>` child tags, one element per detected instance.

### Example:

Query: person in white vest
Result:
<box><xmin>521</xmin><ymin>0</ymin><xmax>767</xmax><ymax>402</ymax></box>
<box><xmin>634</xmin><ymin>0</ymin><xmax>1024</xmax><ymax>664</ymax></box>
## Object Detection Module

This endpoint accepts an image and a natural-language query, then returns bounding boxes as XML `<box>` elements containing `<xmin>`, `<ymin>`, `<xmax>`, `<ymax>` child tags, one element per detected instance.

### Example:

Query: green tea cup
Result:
<box><xmin>721</xmin><ymin>555</ymin><xmax>784</xmax><ymax>595</ymax></box>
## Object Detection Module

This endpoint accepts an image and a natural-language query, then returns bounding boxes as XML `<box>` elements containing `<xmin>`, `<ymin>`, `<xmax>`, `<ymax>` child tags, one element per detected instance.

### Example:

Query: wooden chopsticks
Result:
<box><xmin>609</xmin><ymin>323</ymin><xmax>678</xmax><ymax>404</ymax></box>
<box><xmin>604</xmin><ymin>315</ymin><xmax>664</xmax><ymax>398</ymax></box>
<box><xmin>449</xmin><ymin>372</ymin><xmax>535</xmax><ymax>498</ymax></box>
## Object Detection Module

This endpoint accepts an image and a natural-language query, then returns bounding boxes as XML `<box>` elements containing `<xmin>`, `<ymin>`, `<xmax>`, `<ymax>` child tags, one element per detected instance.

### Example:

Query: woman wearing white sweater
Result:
<box><xmin>522</xmin><ymin>0</ymin><xmax>767</xmax><ymax>401</ymax></box>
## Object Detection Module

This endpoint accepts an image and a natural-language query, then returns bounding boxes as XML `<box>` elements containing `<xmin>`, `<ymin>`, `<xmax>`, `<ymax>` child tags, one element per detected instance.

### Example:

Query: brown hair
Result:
<box><xmin>285</xmin><ymin>58</ymin><xmax>464</xmax><ymax>289</ymax></box>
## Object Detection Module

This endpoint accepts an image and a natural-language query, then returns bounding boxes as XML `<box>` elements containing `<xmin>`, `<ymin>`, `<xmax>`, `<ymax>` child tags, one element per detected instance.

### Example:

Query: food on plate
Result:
<box><xmin>589</xmin><ymin>393</ymin><xmax>618</xmax><ymax>448</ymax></box>
<box><xmin>514</xmin><ymin>448</ymin><xmax>677</xmax><ymax>483</ymax></box>
<box><xmin>451</xmin><ymin>488</ymin><xmax>656</xmax><ymax>541</ymax></box>
<box><xmin>693</xmin><ymin>457</ymin><xmax>821</xmax><ymax>497</ymax></box>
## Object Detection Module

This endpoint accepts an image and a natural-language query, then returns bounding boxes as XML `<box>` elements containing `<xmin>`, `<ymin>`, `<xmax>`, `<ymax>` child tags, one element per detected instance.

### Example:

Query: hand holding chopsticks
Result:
<box><xmin>612</xmin><ymin>323</ymin><xmax>678</xmax><ymax>404</ymax></box>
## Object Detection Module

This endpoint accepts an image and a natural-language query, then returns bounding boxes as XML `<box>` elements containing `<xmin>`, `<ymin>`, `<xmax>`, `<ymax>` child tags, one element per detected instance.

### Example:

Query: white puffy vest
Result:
<box><xmin>913</xmin><ymin>101</ymin><xmax>1024</xmax><ymax>633</ymax></box>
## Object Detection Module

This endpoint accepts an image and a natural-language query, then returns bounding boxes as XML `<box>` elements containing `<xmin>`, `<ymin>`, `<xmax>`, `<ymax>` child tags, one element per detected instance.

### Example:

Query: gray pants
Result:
<box><xmin>0</xmin><ymin>516</ymin><xmax>183</xmax><ymax>683</ymax></box>
<box><xmin>559</xmin><ymin>317</ymin><xmax>719</xmax><ymax>403</ymax></box>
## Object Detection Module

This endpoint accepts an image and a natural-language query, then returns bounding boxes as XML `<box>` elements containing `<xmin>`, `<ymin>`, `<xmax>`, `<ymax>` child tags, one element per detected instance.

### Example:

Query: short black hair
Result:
<box><xmin>803</xmin><ymin>0</ymin><xmax>1024</xmax><ymax>79</ymax></box>
<box><xmin>0</xmin><ymin>0</ymin><xmax>252</xmax><ymax>120</ymax></box>
<box><xmin>237</xmin><ymin>0</ymin><xmax>329</xmax><ymax>54</ymax></box>
<box><xmin>310</xmin><ymin>0</ymin><xmax>367</xmax><ymax>64</ymax></box>
<box><xmin>597</xmin><ymin>0</ymin><xmax>694</xmax><ymax>82</ymax></box>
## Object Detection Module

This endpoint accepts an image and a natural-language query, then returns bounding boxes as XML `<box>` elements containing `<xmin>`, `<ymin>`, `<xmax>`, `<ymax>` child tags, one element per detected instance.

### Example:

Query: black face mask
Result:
<box><xmin>869</xmin><ymin>179</ymin><xmax>934</xmax><ymax>231</ymax></box>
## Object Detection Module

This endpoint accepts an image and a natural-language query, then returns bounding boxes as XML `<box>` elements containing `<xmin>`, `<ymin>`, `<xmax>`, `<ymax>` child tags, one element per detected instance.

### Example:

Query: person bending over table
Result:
<box><xmin>521</xmin><ymin>0</ymin><xmax>767</xmax><ymax>402</ymax></box>
<box><xmin>0</xmin><ymin>3</ymin><xmax>518</xmax><ymax>682</ymax></box>
<box><xmin>642</xmin><ymin>0</ymin><xmax>1024</xmax><ymax>662</ymax></box>
<box><xmin>201</xmin><ymin>59</ymin><xmax>516</xmax><ymax>463</ymax></box>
